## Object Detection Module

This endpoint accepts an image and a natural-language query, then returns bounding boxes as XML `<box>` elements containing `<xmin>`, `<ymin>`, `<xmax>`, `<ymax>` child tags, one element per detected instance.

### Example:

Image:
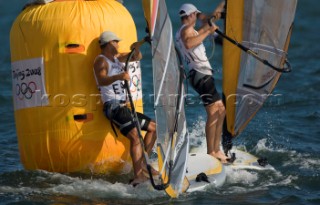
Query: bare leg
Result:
<box><xmin>213</xmin><ymin>100</ymin><xmax>228</xmax><ymax>162</ymax></box>
<box><xmin>127</xmin><ymin>121</ymin><xmax>158</xmax><ymax>185</ymax></box>
<box><xmin>205</xmin><ymin>103</ymin><xmax>219</xmax><ymax>155</ymax></box>
<box><xmin>205</xmin><ymin>100</ymin><xmax>229</xmax><ymax>163</ymax></box>
<box><xmin>126</xmin><ymin>128</ymin><xmax>147</xmax><ymax>181</ymax></box>
<box><xmin>143</xmin><ymin>121</ymin><xmax>157</xmax><ymax>155</ymax></box>
<box><xmin>142</xmin><ymin>121</ymin><xmax>159</xmax><ymax>175</ymax></box>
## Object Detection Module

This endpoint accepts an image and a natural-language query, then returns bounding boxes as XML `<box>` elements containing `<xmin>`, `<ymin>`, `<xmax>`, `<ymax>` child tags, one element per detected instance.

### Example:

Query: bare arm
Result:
<box><xmin>212</xmin><ymin>0</ymin><xmax>225</xmax><ymax>20</ymax></box>
<box><xmin>93</xmin><ymin>56</ymin><xmax>130</xmax><ymax>86</ymax></box>
<box><xmin>182</xmin><ymin>24</ymin><xmax>218</xmax><ymax>49</ymax></box>
<box><xmin>197</xmin><ymin>0</ymin><xmax>225</xmax><ymax>26</ymax></box>
<box><xmin>117</xmin><ymin>41</ymin><xmax>143</xmax><ymax>62</ymax></box>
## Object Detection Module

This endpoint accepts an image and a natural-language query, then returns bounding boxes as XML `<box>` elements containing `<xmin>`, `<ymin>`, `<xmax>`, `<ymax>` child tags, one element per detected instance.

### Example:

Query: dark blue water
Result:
<box><xmin>1</xmin><ymin>0</ymin><xmax>319</xmax><ymax>204</ymax></box>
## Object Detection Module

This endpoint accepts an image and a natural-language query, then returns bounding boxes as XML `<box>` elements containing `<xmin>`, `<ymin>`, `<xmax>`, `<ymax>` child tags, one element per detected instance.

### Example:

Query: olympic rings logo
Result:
<box><xmin>16</xmin><ymin>82</ymin><xmax>37</xmax><ymax>100</ymax></box>
<box><xmin>130</xmin><ymin>75</ymin><xmax>141</xmax><ymax>93</ymax></box>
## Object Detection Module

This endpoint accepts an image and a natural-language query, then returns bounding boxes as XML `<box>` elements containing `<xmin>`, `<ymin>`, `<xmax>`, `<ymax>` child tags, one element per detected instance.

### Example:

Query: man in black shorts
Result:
<box><xmin>175</xmin><ymin>4</ymin><xmax>229</xmax><ymax>163</ymax></box>
<box><xmin>93</xmin><ymin>31</ymin><xmax>156</xmax><ymax>185</ymax></box>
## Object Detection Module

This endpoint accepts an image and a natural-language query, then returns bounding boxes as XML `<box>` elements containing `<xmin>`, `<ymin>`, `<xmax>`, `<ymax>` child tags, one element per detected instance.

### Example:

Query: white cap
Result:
<box><xmin>179</xmin><ymin>3</ymin><xmax>201</xmax><ymax>17</ymax></box>
<box><xmin>99</xmin><ymin>31</ymin><xmax>122</xmax><ymax>45</ymax></box>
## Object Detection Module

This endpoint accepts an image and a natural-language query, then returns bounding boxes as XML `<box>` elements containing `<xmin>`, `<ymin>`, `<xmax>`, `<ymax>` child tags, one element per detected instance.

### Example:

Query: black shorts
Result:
<box><xmin>189</xmin><ymin>69</ymin><xmax>221</xmax><ymax>106</ymax></box>
<box><xmin>104</xmin><ymin>103</ymin><xmax>151</xmax><ymax>136</ymax></box>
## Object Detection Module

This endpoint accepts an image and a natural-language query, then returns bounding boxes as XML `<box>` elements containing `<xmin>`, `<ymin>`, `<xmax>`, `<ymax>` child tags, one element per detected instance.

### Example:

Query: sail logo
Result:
<box><xmin>11</xmin><ymin>57</ymin><xmax>48</xmax><ymax>110</ymax></box>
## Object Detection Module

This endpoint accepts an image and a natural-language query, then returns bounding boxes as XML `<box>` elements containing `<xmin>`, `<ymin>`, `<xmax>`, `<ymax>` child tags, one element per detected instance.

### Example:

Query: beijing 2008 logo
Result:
<box><xmin>16</xmin><ymin>82</ymin><xmax>37</xmax><ymax>100</ymax></box>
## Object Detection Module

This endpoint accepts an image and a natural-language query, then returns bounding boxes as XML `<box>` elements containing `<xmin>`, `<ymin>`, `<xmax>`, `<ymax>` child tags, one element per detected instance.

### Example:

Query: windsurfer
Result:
<box><xmin>93</xmin><ymin>31</ymin><xmax>157</xmax><ymax>185</ymax></box>
<box><xmin>175</xmin><ymin>4</ymin><xmax>229</xmax><ymax>163</ymax></box>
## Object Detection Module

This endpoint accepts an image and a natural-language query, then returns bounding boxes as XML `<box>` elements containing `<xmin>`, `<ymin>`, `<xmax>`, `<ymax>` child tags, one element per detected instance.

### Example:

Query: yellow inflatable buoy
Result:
<box><xmin>10</xmin><ymin>0</ymin><xmax>143</xmax><ymax>174</ymax></box>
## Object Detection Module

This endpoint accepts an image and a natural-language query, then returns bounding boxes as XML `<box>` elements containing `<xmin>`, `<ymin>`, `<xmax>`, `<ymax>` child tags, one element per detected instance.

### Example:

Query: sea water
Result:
<box><xmin>1</xmin><ymin>0</ymin><xmax>319</xmax><ymax>204</ymax></box>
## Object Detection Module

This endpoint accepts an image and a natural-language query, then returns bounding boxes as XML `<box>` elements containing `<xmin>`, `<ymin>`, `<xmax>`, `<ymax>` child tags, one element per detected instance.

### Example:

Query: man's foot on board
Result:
<box><xmin>129</xmin><ymin>176</ymin><xmax>149</xmax><ymax>187</ymax></box>
<box><xmin>129</xmin><ymin>164</ymin><xmax>159</xmax><ymax>187</ymax></box>
<box><xmin>210</xmin><ymin>151</ymin><xmax>230</xmax><ymax>164</ymax></box>
<box><xmin>217</xmin><ymin>157</ymin><xmax>231</xmax><ymax>164</ymax></box>
<box><xmin>142</xmin><ymin>165</ymin><xmax>159</xmax><ymax>177</ymax></box>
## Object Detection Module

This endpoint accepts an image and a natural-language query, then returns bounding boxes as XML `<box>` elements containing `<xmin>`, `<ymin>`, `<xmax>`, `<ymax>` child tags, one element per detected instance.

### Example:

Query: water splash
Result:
<box><xmin>0</xmin><ymin>170</ymin><xmax>168</xmax><ymax>204</ymax></box>
<box><xmin>225</xmin><ymin>168</ymin><xmax>258</xmax><ymax>185</ymax></box>
<box><xmin>188</xmin><ymin>116</ymin><xmax>206</xmax><ymax>151</ymax></box>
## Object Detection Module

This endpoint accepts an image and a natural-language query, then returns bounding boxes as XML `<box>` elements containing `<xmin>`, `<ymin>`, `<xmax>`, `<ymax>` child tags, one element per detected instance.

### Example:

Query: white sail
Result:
<box><xmin>143</xmin><ymin>0</ymin><xmax>189</xmax><ymax>197</ymax></box>
<box><xmin>223</xmin><ymin>0</ymin><xmax>298</xmax><ymax>138</ymax></box>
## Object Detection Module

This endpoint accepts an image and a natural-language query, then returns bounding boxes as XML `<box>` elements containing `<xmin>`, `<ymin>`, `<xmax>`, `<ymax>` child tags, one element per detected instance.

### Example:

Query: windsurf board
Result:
<box><xmin>185</xmin><ymin>152</ymin><xmax>226</xmax><ymax>192</ymax></box>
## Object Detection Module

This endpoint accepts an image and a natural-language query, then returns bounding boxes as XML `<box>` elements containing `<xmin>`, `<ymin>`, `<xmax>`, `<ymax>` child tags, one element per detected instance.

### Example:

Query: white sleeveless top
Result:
<box><xmin>175</xmin><ymin>24</ymin><xmax>213</xmax><ymax>75</ymax></box>
<box><xmin>93</xmin><ymin>55</ymin><xmax>127</xmax><ymax>104</ymax></box>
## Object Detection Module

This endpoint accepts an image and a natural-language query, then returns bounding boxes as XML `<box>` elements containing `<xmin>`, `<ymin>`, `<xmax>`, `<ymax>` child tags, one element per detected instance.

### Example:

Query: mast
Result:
<box><xmin>142</xmin><ymin>0</ymin><xmax>189</xmax><ymax>197</ymax></box>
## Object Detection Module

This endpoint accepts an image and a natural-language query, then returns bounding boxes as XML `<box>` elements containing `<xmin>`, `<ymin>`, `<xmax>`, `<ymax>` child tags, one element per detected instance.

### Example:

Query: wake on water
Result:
<box><xmin>0</xmin><ymin>170</ymin><xmax>167</xmax><ymax>204</ymax></box>
<box><xmin>186</xmin><ymin>117</ymin><xmax>309</xmax><ymax>194</ymax></box>
<box><xmin>1</xmin><ymin>117</ymin><xmax>318</xmax><ymax>203</ymax></box>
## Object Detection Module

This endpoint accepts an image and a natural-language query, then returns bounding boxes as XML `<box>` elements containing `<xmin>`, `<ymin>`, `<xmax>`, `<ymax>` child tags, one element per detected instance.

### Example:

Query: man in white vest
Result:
<box><xmin>175</xmin><ymin>4</ymin><xmax>229</xmax><ymax>163</ymax></box>
<box><xmin>93</xmin><ymin>31</ymin><xmax>157</xmax><ymax>185</ymax></box>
